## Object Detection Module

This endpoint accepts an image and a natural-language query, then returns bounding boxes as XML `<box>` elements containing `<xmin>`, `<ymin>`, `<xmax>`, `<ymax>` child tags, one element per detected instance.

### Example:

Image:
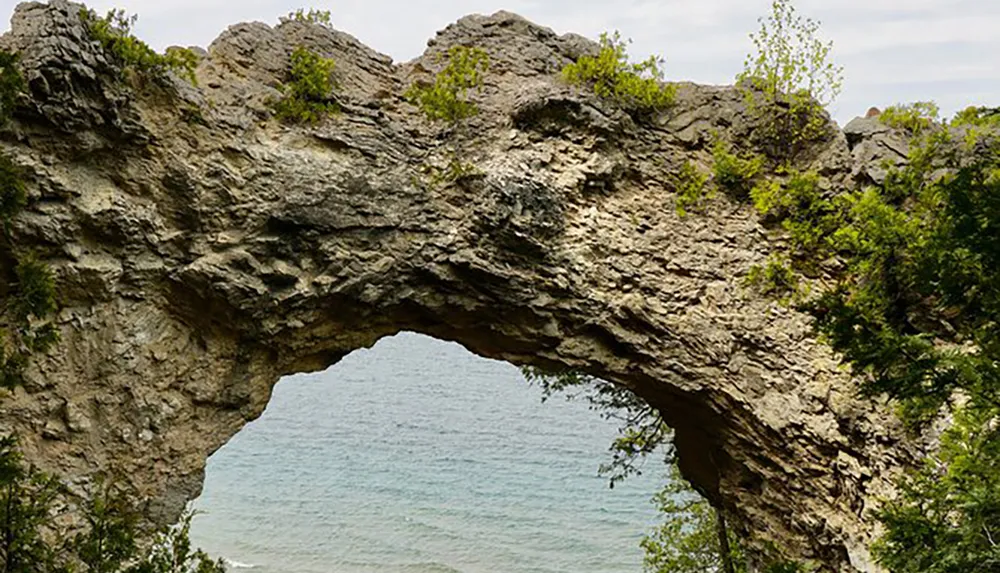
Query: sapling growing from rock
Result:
<box><xmin>736</xmin><ymin>0</ymin><xmax>843</xmax><ymax>163</ymax></box>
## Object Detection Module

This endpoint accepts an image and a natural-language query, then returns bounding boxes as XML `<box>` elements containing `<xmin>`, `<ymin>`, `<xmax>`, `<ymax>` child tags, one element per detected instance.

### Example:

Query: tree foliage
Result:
<box><xmin>736</xmin><ymin>0</ymin><xmax>843</xmax><ymax>162</ymax></box>
<box><xmin>641</xmin><ymin>465</ymin><xmax>746</xmax><ymax>573</ymax></box>
<box><xmin>562</xmin><ymin>31</ymin><xmax>675</xmax><ymax>114</ymax></box>
<box><xmin>879</xmin><ymin>101</ymin><xmax>940</xmax><ymax>135</ymax></box>
<box><xmin>0</xmin><ymin>441</ymin><xmax>226</xmax><ymax>573</ymax></box>
<box><xmin>0</xmin><ymin>436</ymin><xmax>65</xmax><ymax>573</ymax></box>
<box><xmin>951</xmin><ymin>106</ymin><xmax>1000</xmax><ymax>129</ymax></box>
<box><xmin>0</xmin><ymin>51</ymin><xmax>25</xmax><ymax>126</ymax></box>
<box><xmin>271</xmin><ymin>46</ymin><xmax>338</xmax><ymax>124</ymax></box>
<box><xmin>521</xmin><ymin>367</ymin><xmax>670</xmax><ymax>486</ymax></box>
<box><xmin>873</xmin><ymin>408</ymin><xmax>1000</xmax><ymax>572</ymax></box>
<box><xmin>79</xmin><ymin>9</ymin><xmax>198</xmax><ymax>85</ymax></box>
<box><xmin>712</xmin><ymin>140</ymin><xmax>764</xmax><ymax>198</ymax></box>
<box><xmin>673</xmin><ymin>161</ymin><xmax>711</xmax><ymax>217</ymax></box>
<box><xmin>406</xmin><ymin>46</ymin><xmax>489</xmax><ymax>125</ymax></box>
<box><xmin>279</xmin><ymin>9</ymin><xmax>333</xmax><ymax>28</ymax></box>
<box><xmin>739</xmin><ymin>105</ymin><xmax>1000</xmax><ymax>568</ymax></box>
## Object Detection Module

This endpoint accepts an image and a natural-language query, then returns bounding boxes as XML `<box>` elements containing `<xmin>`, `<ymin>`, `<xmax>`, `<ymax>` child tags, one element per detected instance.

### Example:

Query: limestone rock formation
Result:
<box><xmin>0</xmin><ymin>1</ymin><xmax>920</xmax><ymax>571</ymax></box>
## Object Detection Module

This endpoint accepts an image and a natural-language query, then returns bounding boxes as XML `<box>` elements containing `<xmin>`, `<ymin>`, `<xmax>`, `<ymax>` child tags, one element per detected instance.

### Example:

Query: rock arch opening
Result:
<box><xmin>188</xmin><ymin>332</ymin><xmax>662</xmax><ymax>573</ymax></box>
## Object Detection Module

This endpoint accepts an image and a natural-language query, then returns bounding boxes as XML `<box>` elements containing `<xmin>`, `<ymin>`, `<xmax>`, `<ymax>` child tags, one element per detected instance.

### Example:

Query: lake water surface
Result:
<box><xmin>189</xmin><ymin>332</ymin><xmax>665</xmax><ymax>573</ymax></box>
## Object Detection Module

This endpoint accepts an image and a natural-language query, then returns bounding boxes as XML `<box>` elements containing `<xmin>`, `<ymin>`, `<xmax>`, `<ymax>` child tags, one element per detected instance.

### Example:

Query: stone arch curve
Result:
<box><xmin>0</xmin><ymin>2</ymin><xmax>913</xmax><ymax>571</ymax></box>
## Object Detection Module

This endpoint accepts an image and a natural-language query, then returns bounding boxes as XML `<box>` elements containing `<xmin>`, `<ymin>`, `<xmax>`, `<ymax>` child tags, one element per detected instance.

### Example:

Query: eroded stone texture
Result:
<box><xmin>0</xmin><ymin>2</ymin><xmax>920</xmax><ymax>571</ymax></box>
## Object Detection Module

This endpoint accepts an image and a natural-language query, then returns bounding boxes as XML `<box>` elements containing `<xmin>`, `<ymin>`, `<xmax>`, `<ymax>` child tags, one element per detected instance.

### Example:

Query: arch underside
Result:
<box><xmin>0</xmin><ymin>2</ymin><xmax>915</xmax><ymax>571</ymax></box>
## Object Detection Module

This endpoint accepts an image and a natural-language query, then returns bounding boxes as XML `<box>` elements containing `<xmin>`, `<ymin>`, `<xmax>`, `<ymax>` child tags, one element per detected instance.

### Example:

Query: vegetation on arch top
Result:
<box><xmin>279</xmin><ymin>8</ymin><xmax>333</xmax><ymax>28</ymax></box>
<box><xmin>78</xmin><ymin>8</ymin><xmax>199</xmax><ymax>85</ymax></box>
<box><xmin>406</xmin><ymin>45</ymin><xmax>490</xmax><ymax>125</ymax></box>
<box><xmin>735</xmin><ymin>0</ymin><xmax>843</xmax><ymax>162</ymax></box>
<box><xmin>561</xmin><ymin>30</ymin><xmax>676</xmax><ymax>114</ymax></box>
<box><xmin>270</xmin><ymin>46</ymin><xmax>339</xmax><ymax>124</ymax></box>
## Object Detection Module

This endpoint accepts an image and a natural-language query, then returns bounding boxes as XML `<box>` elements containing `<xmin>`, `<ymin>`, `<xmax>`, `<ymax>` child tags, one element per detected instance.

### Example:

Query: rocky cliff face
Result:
<box><xmin>0</xmin><ymin>1</ymin><xmax>919</xmax><ymax>570</ymax></box>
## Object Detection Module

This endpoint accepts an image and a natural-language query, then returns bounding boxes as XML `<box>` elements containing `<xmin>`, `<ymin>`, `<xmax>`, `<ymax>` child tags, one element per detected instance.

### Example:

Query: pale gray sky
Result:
<box><xmin>2</xmin><ymin>0</ymin><xmax>999</xmax><ymax>124</ymax></box>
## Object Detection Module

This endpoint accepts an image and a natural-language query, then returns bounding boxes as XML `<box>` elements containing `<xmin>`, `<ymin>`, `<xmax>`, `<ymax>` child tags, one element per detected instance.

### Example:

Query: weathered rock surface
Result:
<box><xmin>0</xmin><ymin>1</ymin><xmax>921</xmax><ymax>571</ymax></box>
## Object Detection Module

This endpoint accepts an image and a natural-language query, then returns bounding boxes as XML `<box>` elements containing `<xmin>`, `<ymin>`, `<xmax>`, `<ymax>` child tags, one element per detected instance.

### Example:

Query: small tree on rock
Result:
<box><xmin>737</xmin><ymin>0</ymin><xmax>844</xmax><ymax>163</ymax></box>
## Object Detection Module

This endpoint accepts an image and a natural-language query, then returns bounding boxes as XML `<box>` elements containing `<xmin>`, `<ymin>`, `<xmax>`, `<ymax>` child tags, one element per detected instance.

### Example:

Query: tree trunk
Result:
<box><xmin>716</xmin><ymin>507</ymin><xmax>736</xmax><ymax>573</ymax></box>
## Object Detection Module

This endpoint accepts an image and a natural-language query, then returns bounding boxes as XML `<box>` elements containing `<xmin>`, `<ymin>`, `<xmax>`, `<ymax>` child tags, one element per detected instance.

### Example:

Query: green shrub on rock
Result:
<box><xmin>0</xmin><ymin>156</ymin><xmax>59</xmax><ymax>391</ymax></box>
<box><xmin>0</xmin><ymin>50</ymin><xmax>25</xmax><ymax>124</ymax></box>
<box><xmin>745</xmin><ymin>255</ymin><xmax>799</xmax><ymax>301</ymax></box>
<box><xmin>0</xmin><ymin>153</ymin><xmax>27</xmax><ymax>227</ymax></box>
<box><xmin>280</xmin><ymin>8</ymin><xmax>333</xmax><ymax>28</ymax></box>
<box><xmin>951</xmin><ymin>105</ymin><xmax>1000</xmax><ymax>128</ymax></box>
<box><xmin>80</xmin><ymin>8</ymin><xmax>198</xmax><ymax>85</ymax></box>
<box><xmin>750</xmin><ymin>170</ymin><xmax>843</xmax><ymax>257</ymax></box>
<box><xmin>673</xmin><ymin>161</ymin><xmax>711</xmax><ymax>217</ymax></box>
<box><xmin>405</xmin><ymin>46</ymin><xmax>490</xmax><ymax>185</ymax></box>
<box><xmin>271</xmin><ymin>46</ymin><xmax>339</xmax><ymax>124</ymax></box>
<box><xmin>406</xmin><ymin>46</ymin><xmax>489</xmax><ymax>125</ymax></box>
<box><xmin>0</xmin><ymin>435</ymin><xmax>65</xmax><ymax>571</ymax></box>
<box><xmin>878</xmin><ymin>101</ymin><xmax>940</xmax><ymax>135</ymax></box>
<box><xmin>562</xmin><ymin>31</ymin><xmax>675</xmax><ymax>113</ymax></box>
<box><xmin>712</xmin><ymin>140</ymin><xmax>764</xmax><ymax>197</ymax></box>
<box><xmin>736</xmin><ymin>0</ymin><xmax>843</xmax><ymax>162</ymax></box>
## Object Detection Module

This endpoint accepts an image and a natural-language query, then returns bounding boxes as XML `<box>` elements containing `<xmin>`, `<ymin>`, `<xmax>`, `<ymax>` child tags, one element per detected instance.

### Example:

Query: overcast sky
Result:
<box><xmin>2</xmin><ymin>0</ymin><xmax>999</xmax><ymax>124</ymax></box>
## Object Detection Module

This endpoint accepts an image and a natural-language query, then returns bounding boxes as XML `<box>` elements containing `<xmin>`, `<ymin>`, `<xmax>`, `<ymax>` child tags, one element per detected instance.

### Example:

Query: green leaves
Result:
<box><xmin>0</xmin><ymin>50</ymin><xmax>25</xmax><ymax>125</ymax></box>
<box><xmin>521</xmin><ymin>366</ymin><xmax>669</xmax><ymax>487</ymax></box>
<box><xmin>673</xmin><ymin>161</ymin><xmax>711</xmax><ymax>217</ymax></box>
<box><xmin>0</xmin><ymin>154</ymin><xmax>27</xmax><ymax>228</ymax></box>
<box><xmin>0</xmin><ymin>437</ymin><xmax>226</xmax><ymax>573</ymax></box>
<box><xmin>271</xmin><ymin>46</ymin><xmax>338</xmax><ymax>124</ymax></box>
<box><xmin>128</xmin><ymin>511</ymin><xmax>226</xmax><ymax>573</ymax></box>
<box><xmin>736</xmin><ymin>0</ymin><xmax>843</xmax><ymax>162</ymax></box>
<box><xmin>641</xmin><ymin>466</ymin><xmax>746</xmax><ymax>573</ymax></box>
<box><xmin>879</xmin><ymin>101</ymin><xmax>941</xmax><ymax>135</ymax></box>
<box><xmin>0</xmin><ymin>152</ymin><xmax>59</xmax><ymax>391</ymax></box>
<box><xmin>80</xmin><ymin>9</ymin><xmax>198</xmax><ymax>85</ymax></box>
<box><xmin>750</xmin><ymin>169</ymin><xmax>845</xmax><ymax>259</ymax></box>
<box><xmin>738</xmin><ymin>0</ymin><xmax>842</xmax><ymax>108</ymax></box>
<box><xmin>562</xmin><ymin>31</ymin><xmax>675</xmax><ymax>114</ymax></box>
<box><xmin>745</xmin><ymin>255</ymin><xmax>799</xmax><ymax>302</ymax></box>
<box><xmin>873</xmin><ymin>408</ymin><xmax>1000</xmax><ymax>573</ymax></box>
<box><xmin>405</xmin><ymin>46</ymin><xmax>489</xmax><ymax>185</ymax></box>
<box><xmin>712</xmin><ymin>140</ymin><xmax>764</xmax><ymax>197</ymax></box>
<box><xmin>951</xmin><ymin>106</ymin><xmax>1000</xmax><ymax>129</ymax></box>
<box><xmin>406</xmin><ymin>46</ymin><xmax>489</xmax><ymax>125</ymax></box>
<box><xmin>733</xmin><ymin>114</ymin><xmax>1000</xmax><ymax>570</ymax></box>
<box><xmin>279</xmin><ymin>8</ymin><xmax>333</xmax><ymax>28</ymax></box>
<box><xmin>0</xmin><ymin>436</ymin><xmax>66</xmax><ymax>573</ymax></box>
<box><xmin>74</xmin><ymin>479</ymin><xmax>142</xmax><ymax>573</ymax></box>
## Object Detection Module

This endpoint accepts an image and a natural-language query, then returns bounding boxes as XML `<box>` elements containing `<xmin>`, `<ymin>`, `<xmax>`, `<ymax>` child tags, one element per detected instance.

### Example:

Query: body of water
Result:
<box><xmin>190</xmin><ymin>332</ymin><xmax>665</xmax><ymax>573</ymax></box>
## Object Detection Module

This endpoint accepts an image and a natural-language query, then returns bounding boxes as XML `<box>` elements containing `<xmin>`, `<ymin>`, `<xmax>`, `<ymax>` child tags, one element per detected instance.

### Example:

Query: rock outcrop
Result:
<box><xmin>0</xmin><ymin>1</ymin><xmax>919</xmax><ymax>570</ymax></box>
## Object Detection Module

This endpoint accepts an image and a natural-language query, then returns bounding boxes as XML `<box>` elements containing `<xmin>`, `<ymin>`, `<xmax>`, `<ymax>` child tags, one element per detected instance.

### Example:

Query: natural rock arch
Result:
<box><xmin>0</xmin><ymin>2</ymin><xmax>916</xmax><ymax>571</ymax></box>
